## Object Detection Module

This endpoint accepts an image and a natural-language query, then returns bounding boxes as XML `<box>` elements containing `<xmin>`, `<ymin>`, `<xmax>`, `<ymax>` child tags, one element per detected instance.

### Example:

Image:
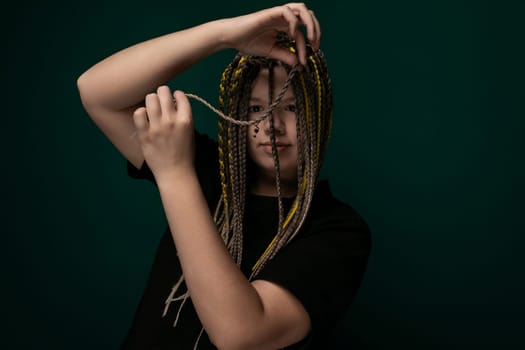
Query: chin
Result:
<box><xmin>264</xmin><ymin>165</ymin><xmax>298</xmax><ymax>182</ymax></box>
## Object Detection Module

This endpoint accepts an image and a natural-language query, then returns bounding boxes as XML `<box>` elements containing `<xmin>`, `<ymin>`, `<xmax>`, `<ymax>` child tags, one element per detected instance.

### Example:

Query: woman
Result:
<box><xmin>77</xmin><ymin>3</ymin><xmax>371</xmax><ymax>349</ymax></box>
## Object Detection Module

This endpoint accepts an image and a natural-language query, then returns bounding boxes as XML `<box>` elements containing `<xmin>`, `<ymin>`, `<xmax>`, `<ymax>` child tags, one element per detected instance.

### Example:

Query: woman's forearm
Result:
<box><xmin>155</xmin><ymin>171</ymin><xmax>265</xmax><ymax>349</ymax></box>
<box><xmin>77</xmin><ymin>19</ymin><xmax>230</xmax><ymax>111</ymax></box>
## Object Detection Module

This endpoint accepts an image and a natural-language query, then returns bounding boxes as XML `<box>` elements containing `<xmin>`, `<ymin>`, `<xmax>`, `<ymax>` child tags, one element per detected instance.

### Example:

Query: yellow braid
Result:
<box><xmin>299</xmin><ymin>72</ymin><xmax>312</xmax><ymax>142</ymax></box>
<box><xmin>309</xmin><ymin>55</ymin><xmax>323</xmax><ymax>157</ymax></box>
<box><xmin>217</xmin><ymin>121</ymin><xmax>229</xmax><ymax>231</ymax></box>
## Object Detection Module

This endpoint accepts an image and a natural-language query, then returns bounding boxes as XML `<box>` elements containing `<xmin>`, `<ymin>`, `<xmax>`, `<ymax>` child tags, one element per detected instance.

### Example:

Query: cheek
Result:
<box><xmin>288</xmin><ymin>122</ymin><xmax>298</xmax><ymax>144</ymax></box>
<box><xmin>246</xmin><ymin>128</ymin><xmax>258</xmax><ymax>157</ymax></box>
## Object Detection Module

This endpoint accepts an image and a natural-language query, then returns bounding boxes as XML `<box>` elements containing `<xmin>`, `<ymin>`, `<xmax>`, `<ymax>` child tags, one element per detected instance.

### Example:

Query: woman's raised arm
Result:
<box><xmin>77</xmin><ymin>20</ymin><xmax>230</xmax><ymax>168</ymax></box>
<box><xmin>77</xmin><ymin>4</ymin><xmax>319</xmax><ymax>168</ymax></box>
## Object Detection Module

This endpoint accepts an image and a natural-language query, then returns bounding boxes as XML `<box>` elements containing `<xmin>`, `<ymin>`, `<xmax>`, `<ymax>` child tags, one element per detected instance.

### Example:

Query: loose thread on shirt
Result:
<box><xmin>193</xmin><ymin>327</ymin><xmax>205</xmax><ymax>350</ymax></box>
<box><xmin>162</xmin><ymin>274</ymin><xmax>185</xmax><ymax>317</ymax></box>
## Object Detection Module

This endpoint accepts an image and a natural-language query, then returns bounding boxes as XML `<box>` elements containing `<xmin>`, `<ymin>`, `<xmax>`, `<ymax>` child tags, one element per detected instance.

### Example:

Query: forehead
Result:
<box><xmin>250</xmin><ymin>66</ymin><xmax>295</xmax><ymax>99</ymax></box>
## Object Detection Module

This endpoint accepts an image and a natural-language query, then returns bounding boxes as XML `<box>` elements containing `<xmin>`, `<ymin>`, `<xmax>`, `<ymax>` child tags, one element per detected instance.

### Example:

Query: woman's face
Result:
<box><xmin>247</xmin><ymin>66</ymin><xmax>298</xmax><ymax>183</ymax></box>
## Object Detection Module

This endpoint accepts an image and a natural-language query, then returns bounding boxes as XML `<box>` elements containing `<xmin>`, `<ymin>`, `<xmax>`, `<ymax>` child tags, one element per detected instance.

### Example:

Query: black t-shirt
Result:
<box><xmin>121</xmin><ymin>132</ymin><xmax>371</xmax><ymax>349</ymax></box>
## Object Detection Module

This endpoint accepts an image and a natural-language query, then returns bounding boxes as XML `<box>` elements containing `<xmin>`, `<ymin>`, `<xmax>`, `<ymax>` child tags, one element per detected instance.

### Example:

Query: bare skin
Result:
<box><xmin>78</xmin><ymin>3</ymin><xmax>321</xmax><ymax>349</ymax></box>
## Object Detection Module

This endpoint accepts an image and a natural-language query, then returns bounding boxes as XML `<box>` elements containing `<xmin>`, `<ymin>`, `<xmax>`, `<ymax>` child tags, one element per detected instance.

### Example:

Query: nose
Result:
<box><xmin>263</xmin><ymin>110</ymin><xmax>285</xmax><ymax>135</ymax></box>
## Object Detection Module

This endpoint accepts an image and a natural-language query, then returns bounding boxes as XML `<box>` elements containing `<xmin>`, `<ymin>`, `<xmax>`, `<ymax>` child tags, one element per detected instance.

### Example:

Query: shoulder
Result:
<box><xmin>303</xmin><ymin>180</ymin><xmax>371</xmax><ymax>252</ymax></box>
<box><xmin>256</xmin><ymin>181</ymin><xmax>371</xmax><ymax>342</ymax></box>
<box><xmin>193</xmin><ymin>131</ymin><xmax>219</xmax><ymax>175</ymax></box>
<box><xmin>312</xmin><ymin>181</ymin><xmax>367</xmax><ymax>221</ymax></box>
<box><xmin>194</xmin><ymin>129</ymin><xmax>218</xmax><ymax>153</ymax></box>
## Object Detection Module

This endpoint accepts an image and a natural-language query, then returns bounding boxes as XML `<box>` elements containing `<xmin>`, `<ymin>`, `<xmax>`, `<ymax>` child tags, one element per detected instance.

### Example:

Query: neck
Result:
<box><xmin>250</xmin><ymin>174</ymin><xmax>297</xmax><ymax>198</ymax></box>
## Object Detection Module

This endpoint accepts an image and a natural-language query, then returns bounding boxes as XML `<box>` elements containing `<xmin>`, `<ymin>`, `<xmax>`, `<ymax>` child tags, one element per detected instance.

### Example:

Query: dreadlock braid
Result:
<box><xmin>161</xmin><ymin>33</ymin><xmax>333</xmax><ymax>349</ymax></box>
<box><xmin>250</xmin><ymin>41</ymin><xmax>333</xmax><ymax>275</ymax></box>
<box><xmin>266</xmin><ymin>63</ymin><xmax>286</xmax><ymax>254</ymax></box>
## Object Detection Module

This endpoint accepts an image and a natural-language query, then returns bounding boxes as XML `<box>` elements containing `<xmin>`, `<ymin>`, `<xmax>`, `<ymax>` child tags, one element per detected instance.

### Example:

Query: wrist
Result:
<box><xmin>154</xmin><ymin>167</ymin><xmax>198</xmax><ymax>190</ymax></box>
<box><xmin>200</xmin><ymin>19</ymin><xmax>234</xmax><ymax>51</ymax></box>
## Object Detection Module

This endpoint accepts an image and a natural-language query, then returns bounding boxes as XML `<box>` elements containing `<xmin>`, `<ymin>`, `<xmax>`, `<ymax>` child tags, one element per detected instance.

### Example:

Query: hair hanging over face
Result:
<box><xmin>215</xmin><ymin>33</ymin><xmax>333</xmax><ymax>277</ymax></box>
<box><xmin>163</xmin><ymin>33</ymin><xmax>333</xmax><ymax>346</ymax></box>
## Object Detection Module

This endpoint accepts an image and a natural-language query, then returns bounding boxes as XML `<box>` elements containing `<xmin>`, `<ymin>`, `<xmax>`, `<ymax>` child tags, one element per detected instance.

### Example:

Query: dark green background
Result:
<box><xmin>5</xmin><ymin>0</ymin><xmax>524</xmax><ymax>348</ymax></box>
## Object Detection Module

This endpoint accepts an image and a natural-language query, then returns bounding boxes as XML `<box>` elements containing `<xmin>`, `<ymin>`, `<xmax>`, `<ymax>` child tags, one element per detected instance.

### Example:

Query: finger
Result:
<box><xmin>310</xmin><ymin>10</ymin><xmax>321</xmax><ymax>49</ymax></box>
<box><xmin>172</xmin><ymin>90</ymin><xmax>193</xmax><ymax>125</ymax></box>
<box><xmin>294</xmin><ymin>29</ymin><xmax>307</xmax><ymax>66</ymax></box>
<box><xmin>279</xmin><ymin>5</ymin><xmax>299</xmax><ymax>38</ymax></box>
<box><xmin>145</xmin><ymin>93</ymin><xmax>162</xmax><ymax>125</ymax></box>
<box><xmin>133</xmin><ymin>107</ymin><xmax>149</xmax><ymax>132</ymax></box>
<box><xmin>288</xmin><ymin>3</ymin><xmax>315</xmax><ymax>44</ymax></box>
<box><xmin>157</xmin><ymin>85</ymin><xmax>176</xmax><ymax>117</ymax></box>
<box><xmin>172</xmin><ymin>89</ymin><xmax>180</xmax><ymax>105</ymax></box>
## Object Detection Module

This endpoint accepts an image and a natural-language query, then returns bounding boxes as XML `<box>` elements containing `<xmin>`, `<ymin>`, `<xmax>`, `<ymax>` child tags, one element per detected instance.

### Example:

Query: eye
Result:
<box><xmin>248</xmin><ymin>105</ymin><xmax>263</xmax><ymax>113</ymax></box>
<box><xmin>285</xmin><ymin>104</ymin><xmax>297</xmax><ymax>113</ymax></box>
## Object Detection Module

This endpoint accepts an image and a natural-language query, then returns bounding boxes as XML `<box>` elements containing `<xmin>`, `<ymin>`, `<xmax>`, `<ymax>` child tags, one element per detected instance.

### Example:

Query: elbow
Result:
<box><xmin>76</xmin><ymin>71</ymin><xmax>88</xmax><ymax>94</ymax></box>
<box><xmin>208</xmin><ymin>323</ymin><xmax>309</xmax><ymax>350</ymax></box>
<box><xmin>76</xmin><ymin>71</ymin><xmax>99</xmax><ymax>113</ymax></box>
<box><xmin>76</xmin><ymin>71</ymin><xmax>93</xmax><ymax>101</ymax></box>
<box><xmin>76</xmin><ymin>72</ymin><xmax>90</xmax><ymax>106</ymax></box>
<box><xmin>208</xmin><ymin>329</ymin><xmax>243</xmax><ymax>350</ymax></box>
<box><xmin>210</xmin><ymin>337</ymin><xmax>251</xmax><ymax>350</ymax></box>
<box><xmin>208</xmin><ymin>325</ymin><xmax>261</xmax><ymax>350</ymax></box>
<box><xmin>209</xmin><ymin>327</ymin><xmax>276</xmax><ymax>350</ymax></box>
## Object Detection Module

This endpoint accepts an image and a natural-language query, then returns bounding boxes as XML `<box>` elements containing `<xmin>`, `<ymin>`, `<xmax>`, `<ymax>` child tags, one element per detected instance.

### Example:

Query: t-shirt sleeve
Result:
<box><xmin>126</xmin><ymin>156</ymin><xmax>155</xmax><ymax>182</ymax></box>
<box><xmin>256</xmin><ymin>204</ymin><xmax>372</xmax><ymax>338</ymax></box>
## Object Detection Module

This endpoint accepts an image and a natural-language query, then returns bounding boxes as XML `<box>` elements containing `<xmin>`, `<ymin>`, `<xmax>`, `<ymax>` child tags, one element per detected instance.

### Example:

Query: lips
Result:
<box><xmin>260</xmin><ymin>142</ymin><xmax>289</xmax><ymax>147</ymax></box>
<box><xmin>259</xmin><ymin>142</ymin><xmax>291</xmax><ymax>153</ymax></box>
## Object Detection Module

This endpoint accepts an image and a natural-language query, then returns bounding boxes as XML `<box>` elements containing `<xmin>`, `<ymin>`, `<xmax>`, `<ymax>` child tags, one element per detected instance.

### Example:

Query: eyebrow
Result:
<box><xmin>249</xmin><ymin>97</ymin><xmax>296</xmax><ymax>103</ymax></box>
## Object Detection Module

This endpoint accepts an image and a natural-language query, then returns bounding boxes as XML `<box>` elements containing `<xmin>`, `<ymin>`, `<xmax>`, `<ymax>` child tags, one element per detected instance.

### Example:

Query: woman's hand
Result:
<box><xmin>222</xmin><ymin>3</ymin><xmax>321</xmax><ymax>66</ymax></box>
<box><xmin>133</xmin><ymin>86</ymin><xmax>195</xmax><ymax>183</ymax></box>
